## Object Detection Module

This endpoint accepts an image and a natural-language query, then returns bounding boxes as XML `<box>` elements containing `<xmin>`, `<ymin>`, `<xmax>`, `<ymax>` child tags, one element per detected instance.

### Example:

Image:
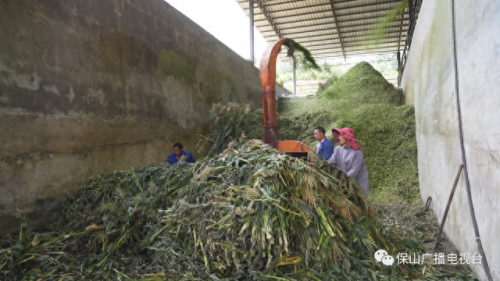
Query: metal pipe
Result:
<box><xmin>397</xmin><ymin>50</ymin><xmax>401</xmax><ymax>87</ymax></box>
<box><xmin>293</xmin><ymin>57</ymin><xmax>297</xmax><ymax>95</ymax></box>
<box><xmin>433</xmin><ymin>165</ymin><xmax>463</xmax><ymax>250</ymax></box>
<box><xmin>408</xmin><ymin>0</ymin><xmax>413</xmax><ymax>21</ymax></box>
<box><xmin>397</xmin><ymin>51</ymin><xmax>401</xmax><ymax>69</ymax></box>
<box><xmin>249</xmin><ymin>0</ymin><xmax>254</xmax><ymax>62</ymax></box>
<box><xmin>451</xmin><ymin>0</ymin><xmax>492</xmax><ymax>279</ymax></box>
<box><xmin>259</xmin><ymin>39</ymin><xmax>287</xmax><ymax>146</ymax></box>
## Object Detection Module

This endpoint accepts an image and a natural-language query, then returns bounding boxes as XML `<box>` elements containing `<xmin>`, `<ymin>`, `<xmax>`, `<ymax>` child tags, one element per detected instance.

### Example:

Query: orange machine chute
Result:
<box><xmin>259</xmin><ymin>39</ymin><xmax>287</xmax><ymax>147</ymax></box>
<box><xmin>259</xmin><ymin>40</ymin><xmax>313</xmax><ymax>158</ymax></box>
<box><xmin>276</xmin><ymin>140</ymin><xmax>312</xmax><ymax>153</ymax></box>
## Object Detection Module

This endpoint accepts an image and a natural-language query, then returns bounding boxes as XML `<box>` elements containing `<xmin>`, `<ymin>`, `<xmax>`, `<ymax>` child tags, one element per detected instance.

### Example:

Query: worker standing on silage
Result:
<box><xmin>327</xmin><ymin>128</ymin><xmax>369</xmax><ymax>197</ymax></box>
<box><xmin>166</xmin><ymin>142</ymin><xmax>196</xmax><ymax>164</ymax></box>
<box><xmin>313</xmin><ymin>126</ymin><xmax>334</xmax><ymax>160</ymax></box>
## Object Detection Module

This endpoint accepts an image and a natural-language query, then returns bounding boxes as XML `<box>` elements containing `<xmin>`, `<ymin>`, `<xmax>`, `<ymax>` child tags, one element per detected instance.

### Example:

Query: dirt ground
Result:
<box><xmin>375</xmin><ymin>201</ymin><xmax>479</xmax><ymax>280</ymax></box>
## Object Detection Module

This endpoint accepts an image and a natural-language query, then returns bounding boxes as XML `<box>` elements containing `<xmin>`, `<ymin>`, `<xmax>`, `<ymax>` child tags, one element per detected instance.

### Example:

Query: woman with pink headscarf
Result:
<box><xmin>327</xmin><ymin>127</ymin><xmax>369</xmax><ymax>197</ymax></box>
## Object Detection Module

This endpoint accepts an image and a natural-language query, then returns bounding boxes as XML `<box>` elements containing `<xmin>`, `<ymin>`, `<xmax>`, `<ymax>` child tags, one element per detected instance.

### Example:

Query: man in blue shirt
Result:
<box><xmin>166</xmin><ymin>142</ymin><xmax>196</xmax><ymax>164</ymax></box>
<box><xmin>313</xmin><ymin>126</ymin><xmax>334</xmax><ymax>160</ymax></box>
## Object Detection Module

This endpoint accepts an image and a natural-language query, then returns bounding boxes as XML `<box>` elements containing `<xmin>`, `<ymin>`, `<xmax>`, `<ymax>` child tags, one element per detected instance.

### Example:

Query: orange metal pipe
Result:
<box><xmin>260</xmin><ymin>39</ymin><xmax>287</xmax><ymax>147</ymax></box>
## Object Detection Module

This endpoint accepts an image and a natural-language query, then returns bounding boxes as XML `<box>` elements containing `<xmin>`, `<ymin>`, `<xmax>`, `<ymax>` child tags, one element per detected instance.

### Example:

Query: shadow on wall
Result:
<box><xmin>0</xmin><ymin>0</ymin><xmax>262</xmax><ymax>233</ymax></box>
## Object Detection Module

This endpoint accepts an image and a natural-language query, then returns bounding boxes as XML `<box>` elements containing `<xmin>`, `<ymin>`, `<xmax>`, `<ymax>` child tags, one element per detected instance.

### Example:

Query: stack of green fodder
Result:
<box><xmin>276</xmin><ymin>62</ymin><xmax>419</xmax><ymax>203</ymax></box>
<box><xmin>203</xmin><ymin>64</ymin><xmax>419</xmax><ymax>203</ymax></box>
<box><xmin>241</xmin><ymin>108</ymin><xmax>330</xmax><ymax>149</ymax></box>
<box><xmin>198</xmin><ymin>103</ymin><xmax>330</xmax><ymax>155</ymax></box>
<box><xmin>1</xmin><ymin>140</ymin><xmax>390</xmax><ymax>280</ymax></box>
<box><xmin>278</xmin><ymin>62</ymin><xmax>404</xmax><ymax>121</ymax></box>
<box><xmin>318</xmin><ymin>62</ymin><xmax>418</xmax><ymax>203</ymax></box>
<box><xmin>318</xmin><ymin>61</ymin><xmax>403</xmax><ymax>106</ymax></box>
<box><xmin>334</xmin><ymin>104</ymin><xmax>418</xmax><ymax>202</ymax></box>
<box><xmin>231</xmin><ymin>62</ymin><xmax>408</xmax><ymax>150</ymax></box>
<box><xmin>199</xmin><ymin>103</ymin><xmax>251</xmax><ymax>156</ymax></box>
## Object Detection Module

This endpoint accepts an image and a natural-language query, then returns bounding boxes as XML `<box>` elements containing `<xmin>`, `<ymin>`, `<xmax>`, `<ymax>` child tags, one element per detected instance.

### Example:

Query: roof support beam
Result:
<box><xmin>275</xmin><ymin>33</ymin><xmax>337</xmax><ymax>41</ymax></box>
<box><xmin>304</xmin><ymin>43</ymin><xmax>401</xmax><ymax>55</ymax></box>
<box><xmin>238</xmin><ymin>0</ymin><xmax>306</xmax><ymax>5</ymax></box>
<box><xmin>260</xmin><ymin>21</ymin><xmax>409</xmax><ymax>37</ymax></box>
<box><xmin>248</xmin><ymin>3</ymin><xmax>331</xmax><ymax>13</ymax></box>
<box><xmin>279</xmin><ymin>42</ymin><xmax>403</xmax><ymax>58</ymax></box>
<box><xmin>269</xmin><ymin>25</ymin><xmax>338</xmax><ymax>37</ymax></box>
<box><xmin>263</xmin><ymin>25</ymin><xmax>408</xmax><ymax>41</ymax></box>
<box><xmin>332</xmin><ymin>0</ymin><xmax>403</xmax><ymax>11</ymax></box>
<box><xmin>243</xmin><ymin>0</ymin><xmax>308</xmax><ymax>9</ymax></box>
<box><xmin>294</xmin><ymin>32</ymin><xmax>406</xmax><ymax>46</ymax></box>
<box><xmin>255</xmin><ymin>12</ymin><xmax>408</xmax><ymax>28</ymax></box>
<box><xmin>260</xmin><ymin>19</ymin><xmax>408</xmax><ymax>34</ymax></box>
<box><xmin>329</xmin><ymin>0</ymin><xmax>346</xmax><ymax>59</ymax></box>
<box><xmin>260</xmin><ymin>22</ymin><xmax>335</xmax><ymax>33</ymax></box>
<box><xmin>301</xmin><ymin>35</ymin><xmax>404</xmax><ymax>49</ymax></box>
<box><xmin>237</xmin><ymin>0</ymin><xmax>410</xmax><ymax>58</ymax></box>
<box><xmin>255</xmin><ymin>0</ymin><xmax>283</xmax><ymax>39</ymax></box>
<box><xmin>280</xmin><ymin>50</ymin><xmax>399</xmax><ymax>60</ymax></box>
<box><xmin>244</xmin><ymin>0</ymin><xmax>402</xmax><ymax>13</ymax></box>
<box><xmin>238</xmin><ymin>0</ymin><xmax>356</xmax><ymax>5</ymax></box>
<box><xmin>297</xmin><ymin>33</ymin><xmax>406</xmax><ymax>47</ymax></box>
<box><xmin>254</xmin><ymin>9</ymin><xmax>331</xmax><ymax>23</ymax></box>
<box><xmin>282</xmin><ymin>50</ymin><xmax>399</xmax><ymax>60</ymax></box>
<box><xmin>343</xmin><ymin>43</ymin><xmax>401</xmax><ymax>51</ymax></box>
<box><xmin>397</xmin><ymin>6</ymin><xmax>406</xmax><ymax>52</ymax></box>
<box><xmin>254</xmin><ymin>6</ymin><xmax>398</xmax><ymax>22</ymax></box>
<box><xmin>280</xmin><ymin>49</ymin><xmax>398</xmax><ymax>60</ymax></box>
<box><xmin>304</xmin><ymin>40</ymin><xmax>403</xmax><ymax>52</ymax></box>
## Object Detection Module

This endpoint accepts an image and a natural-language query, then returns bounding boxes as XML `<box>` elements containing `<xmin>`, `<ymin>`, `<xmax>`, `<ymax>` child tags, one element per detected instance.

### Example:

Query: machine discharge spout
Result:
<box><xmin>259</xmin><ymin>39</ymin><xmax>287</xmax><ymax>147</ymax></box>
<box><xmin>259</xmin><ymin>39</ymin><xmax>313</xmax><ymax>159</ymax></box>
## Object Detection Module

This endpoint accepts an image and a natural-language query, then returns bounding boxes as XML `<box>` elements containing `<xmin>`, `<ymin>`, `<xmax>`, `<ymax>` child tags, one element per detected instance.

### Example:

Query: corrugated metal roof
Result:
<box><xmin>236</xmin><ymin>0</ymin><xmax>409</xmax><ymax>59</ymax></box>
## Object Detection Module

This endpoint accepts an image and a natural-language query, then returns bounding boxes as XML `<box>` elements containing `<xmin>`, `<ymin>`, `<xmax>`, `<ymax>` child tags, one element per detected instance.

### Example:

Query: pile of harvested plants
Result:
<box><xmin>1</xmin><ymin>139</ymin><xmax>390</xmax><ymax>280</ymax></box>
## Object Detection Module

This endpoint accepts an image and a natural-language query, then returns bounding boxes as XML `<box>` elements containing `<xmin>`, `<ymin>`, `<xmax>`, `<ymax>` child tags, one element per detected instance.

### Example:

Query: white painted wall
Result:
<box><xmin>401</xmin><ymin>0</ymin><xmax>500</xmax><ymax>280</ymax></box>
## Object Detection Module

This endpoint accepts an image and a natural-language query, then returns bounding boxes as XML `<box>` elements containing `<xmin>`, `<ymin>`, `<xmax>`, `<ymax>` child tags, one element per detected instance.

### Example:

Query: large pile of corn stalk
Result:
<box><xmin>1</xmin><ymin>139</ymin><xmax>390</xmax><ymax>280</ymax></box>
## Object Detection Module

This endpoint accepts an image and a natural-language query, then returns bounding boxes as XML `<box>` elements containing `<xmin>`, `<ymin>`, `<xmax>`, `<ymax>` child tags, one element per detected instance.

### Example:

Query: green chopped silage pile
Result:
<box><xmin>334</xmin><ymin>104</ymin><xmax>418</xmax><ymax>202</ymax></box>
<box><xmin>317</xmin><ymin>62</ymin><xmax>403</xmax><ymax>106</ymax></box>
<box><xmin>1</xmin><ymin>140</ymin><xmax>393</xmax><ymax>280</ymax></box>
<box><xmin>307</xmin><ymin>62</ymin><xmax>418</xmax><ymax>203</ymax></box>
<box><xmin>230</xmin><ymin>62</ymin><xmax>419</xmax><ymax>203</ymax></box>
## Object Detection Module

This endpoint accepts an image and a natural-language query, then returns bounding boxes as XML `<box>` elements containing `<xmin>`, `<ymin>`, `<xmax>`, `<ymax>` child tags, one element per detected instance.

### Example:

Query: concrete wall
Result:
<box><xmin>0</xmin><ymin>0</ymin><xmax>263</xmax><ymax>233</ymax></box>
<box><xmin>401</xmin><ymin>0</ymin><xmax>500</xmax><ymax>279</ymax></box>
<box><xmin>275</xmin><ymin>83</ymin><xmax>293</xmax><ymax>98</ymax></box>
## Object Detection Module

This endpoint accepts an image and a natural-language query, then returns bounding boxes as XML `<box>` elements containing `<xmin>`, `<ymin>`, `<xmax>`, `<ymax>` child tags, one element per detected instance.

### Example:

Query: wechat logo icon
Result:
<box><xmin>375</xmin><ymin>249</ymin><xmax>394</xmax><ymax>266</ymax></box>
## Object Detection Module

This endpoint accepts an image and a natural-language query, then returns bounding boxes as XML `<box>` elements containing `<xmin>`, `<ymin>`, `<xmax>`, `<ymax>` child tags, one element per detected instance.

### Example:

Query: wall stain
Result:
<box><xmin>0</xmin><ymin>0</ymin><xmax>262</xmax><ymax>234</ymax></box>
